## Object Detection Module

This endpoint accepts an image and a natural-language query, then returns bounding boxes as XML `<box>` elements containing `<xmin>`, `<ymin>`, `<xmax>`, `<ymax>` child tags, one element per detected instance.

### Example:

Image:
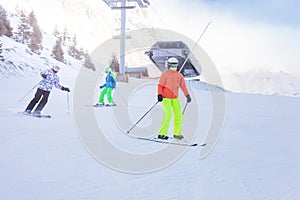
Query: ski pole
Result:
<box><xmin>67</xmin><ymin>92</ymin><xmax>70</xmax><ymax>114</ymax></box>
<box><xmin>115</xmin><ymin>88</ymin><xmax>128</xmax><ymax>106</ymax></box>
<box><xmin>178</xmin><ymin>21</ymin><xmax>212</xmax><ymax>73</ymax></box>
<box><xmin>127</xmin><ymin>101</ymin><xmax>159</xmax><ymax>134</ymax></box>
<box><xmin>18</xmin><ymin>80</ymin><xmax>42</xmax><ymax>103</ymax></box>
<box><xmin>182</xmin><ymin>102</ymin><xmax>188</xmax><ymax>115</ymax></box>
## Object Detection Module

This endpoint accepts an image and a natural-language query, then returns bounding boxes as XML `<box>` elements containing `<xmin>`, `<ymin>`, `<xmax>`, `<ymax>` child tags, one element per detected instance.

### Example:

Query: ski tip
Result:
<box><xmin>190</xmin><ymin>143</ymin><xmax>205</xmax><ymax>147</ymax></box>
<box><xmin>34</xmin><ymin>114</ymin><xmax>51</xmax><ymax>118</ymax></box>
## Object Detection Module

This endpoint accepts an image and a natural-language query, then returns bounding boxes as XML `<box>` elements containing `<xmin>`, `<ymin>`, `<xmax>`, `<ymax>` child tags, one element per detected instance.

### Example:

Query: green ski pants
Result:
<box><xmin>159</xmin><ymin>98</ymin><xmax>182</xmax><ymax>136</ymax></box>
<box><xmin>99</xmin><ymin>88</ymin><xmax>114</xmax><ymax>103</ymax></box>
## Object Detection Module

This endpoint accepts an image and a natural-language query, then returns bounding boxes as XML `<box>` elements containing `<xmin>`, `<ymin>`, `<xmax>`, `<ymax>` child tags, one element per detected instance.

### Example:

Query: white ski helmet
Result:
<box><xmin>167</xmin><ymin>57</ymin><xmax>179</xmax><ymax>68</ymax></box>
<box><xmin>52</xmin><ymin>65</ymin><xmax>60</xmax><ymax>72</ymax></box>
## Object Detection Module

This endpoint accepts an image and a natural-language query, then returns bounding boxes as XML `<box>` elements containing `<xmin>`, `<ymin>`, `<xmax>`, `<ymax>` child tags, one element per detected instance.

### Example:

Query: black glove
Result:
<box><xmin>41</xmin><ymin>74</ymin><xmax>47</xmax><ymax>79</ymax></box>
<box><xmin>157</xmin><ymin>94</ymin><xmax>163</xmax><ymax>102</ymax></box>
<box><xmin>186</xmin><ymin>94</ymin><xmax>191</xmax><ymax>103</ymax></box>
<box><xmin>61</xmin><ymin>86</ymin><xmax>70</xmax><ymax>92</ymax></box>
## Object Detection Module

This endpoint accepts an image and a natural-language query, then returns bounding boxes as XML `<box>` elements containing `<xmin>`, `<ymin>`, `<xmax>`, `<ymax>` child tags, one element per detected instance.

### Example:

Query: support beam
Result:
<box><xmin>103</xmin><ymin>0</ymin><xmax>149</xmax><ymax>82</ymax></box>
<box><xmin>119</xmin><ymin>0</ymin><xmax>126</xmax><ymax>82</ymax></box>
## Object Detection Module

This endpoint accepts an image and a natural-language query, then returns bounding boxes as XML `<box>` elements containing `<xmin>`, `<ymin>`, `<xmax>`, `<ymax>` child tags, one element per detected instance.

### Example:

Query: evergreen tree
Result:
<box><xmin>53</xmin><ymin>25</ymin><xmax>60</xmax><ymax>38</ymax></box>
<box><xmin>68</xmin><ymin>34</ymin><xmax>85</xmax><ymax>60</ymax></box>
<box><xmin>16</xmin><ymin>11</ymin><xmax>31</xmax><ymax>44</ymax></box>
<box><xmin>27</xmin><ymin>11</ymin><xmax>43</xmax><ymax>54</ymax></box>
<box><xmin>15</xmin><ymin>5</ymin><xmax>23</xmax><ymax>17</ymax></box>
<box><xmin>77</xmin><ymin>47</ymin><xmax>85</xmax><ymax>60</ymax></box>
<box><xmin>0</xmin><ymin>38</ymin><xmax>4</xmax><ymax>61</ymax></box>
<box><xmin>52</xmin><ymin>38</ymin><xmax>64</xmax><ymax>62</ymax></box>
<box><xmin>84</xmin><ymin>53</ymin><xmax>95</xmax><ymax>71</ymax></box>
<box><xmin>0</xmin><ymin>5</ymin><xmax>13</xmax><ymax>37</ymax></box>
<box><xmin>28</xmin><ymin>25</ymin><xmax>43</xmax><ymax>54</ymax></box>
<box><xmin>109</xmin><ymin>54</ymin><xmax>120</xmax><ymax>72</ymax></box>
<box><xmin>28</xmin><ymin>10</ymin><xmax>36</xmax><ymax>26</ymax></box>
<box><xmin>61</xmin><ymin>27</ymin><xmax>70</xmax><ymax>45</ymax></box>
<box><xmin>68</xmin><ymin>34</ymin><xmax>78</xmax><ymax>58</ymax></box>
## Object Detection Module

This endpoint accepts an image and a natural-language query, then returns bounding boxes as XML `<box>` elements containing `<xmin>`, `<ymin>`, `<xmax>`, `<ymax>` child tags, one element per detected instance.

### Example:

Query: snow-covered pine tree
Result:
<box><xmin>77</xmin><ymin>47</ymin><xmax>85</xmax><ymax>60</ymax></box>
<box><xmin>52</xmin><ymin>38</ymin><xmax>64</xmax><ymax>62</ymax></box>
<box><xmin>53</xmin><ymin>26</ymin><xmax>60</xmax><ymax>38</ymax></box>
<box><xmin>84</xmin><ymin>53</ymin><xmax>95</xmax><ymax>71</ymax></box>
<box><xmin>109</xmin><ymin>53</ymin><xmax>120</xmax><ymax>73</ymax></box>
<box><xmin>61</xmin><ymin>27</ymin><xmax>70</xmax><ymax>45</ymax></box>
<box><xmin>28</xmin><ymin>10</ymin><xmax>37</xmax><ymax>27</ymax></box>
<box><xmin>0</xmin><ymin>38</ymin><xmax>4</xmax><ymax>61</ymax></box>
<box><xmin>15</xmin><ymin>11</ymin><xmax>31</xmax><ymax>44</ymax></box>
<box><xmin>0</xmin><ymin>5</ymin><xmax>13</xmax><ymax>37</ymax></box>
<box><xmin>27</xmin><ymin>11</ymin><xmax>43</xmax><ymax>54</ymax></box>
<box><xmin>68</xmin><ymin>34</ymin><xmax>85</xmax><ymax>60</ymax></box>
<box><xmin>68</xmin><ymin>34</ymin><xmax>78</xmax><ymax>58</ymax></box>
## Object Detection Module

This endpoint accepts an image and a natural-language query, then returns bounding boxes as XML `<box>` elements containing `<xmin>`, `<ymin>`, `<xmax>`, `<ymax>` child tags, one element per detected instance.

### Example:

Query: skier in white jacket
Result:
<box><xmin>24</xmin><ymin>65</ymin><xmax>70</xmax><ymax>116</ymax></box>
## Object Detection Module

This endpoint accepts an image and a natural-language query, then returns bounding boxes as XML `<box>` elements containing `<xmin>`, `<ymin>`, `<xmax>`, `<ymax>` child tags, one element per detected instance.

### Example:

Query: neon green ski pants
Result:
<box><xmin>159</xmin><ymin>98</ymin><xmax>182</xmax><ymax>136</ymax></box>
<box><xmin>99</xmin><ymin>88</ymin><xmax>114</xmax><ymax>103</ymax></box>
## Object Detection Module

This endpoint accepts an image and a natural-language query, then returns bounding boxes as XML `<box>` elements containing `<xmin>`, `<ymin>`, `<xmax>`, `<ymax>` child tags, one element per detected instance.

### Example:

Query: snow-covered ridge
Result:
<box><xmin>0</xmin><ymin>9</ymin><xmax>83</xmax><ymax>78</ymax></box>
<box><xmin>0</xmin><ymin>35</ymin><xmax>82</xmax><ymax>78</ymax></box>
<box><xmin>222</xmin><ymin>70</ymin><xmax>300</xmax><ymax>97</ymax></box>
<box><xmin>0</xmin><ymin>0</ymin><xmax>153</xmax><ymax>51</ymax></box>
<box><xmin>189</xmin><ymin>80</ymin><xmax>227</xmax><ymax>92</ymax></box>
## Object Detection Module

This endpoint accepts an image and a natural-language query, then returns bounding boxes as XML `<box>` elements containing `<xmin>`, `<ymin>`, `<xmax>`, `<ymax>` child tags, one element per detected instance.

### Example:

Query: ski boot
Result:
<box><xmin>158</xmin><ymin>135</ymin><xmax>169</xmax><ymax>140</ymax></box>
<box><xmin>173</xmin><ymin>135</ymin><xmax>184</xmax><ymax>140</ymax></box>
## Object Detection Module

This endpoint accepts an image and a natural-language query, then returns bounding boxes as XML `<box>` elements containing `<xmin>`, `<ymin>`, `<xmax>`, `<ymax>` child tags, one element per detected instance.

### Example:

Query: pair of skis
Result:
<box><xmin>128</xmin><ymin>134</ymin><xmax>206</xmax><ymax>147</ymax></box>
<box><xmin>88</xmin><ymin>104</ymin><xmax>202</xmax><ymax>147</ymax></box>
<box><xmin>86</xmin><ymin>104</ymin><xmax>117</xmax><ymax>107</ymax></box>
<box><xmin>19</xmin><ymin>112</ymin><xmax>51</xmax><ymax>118</ymax></box>
<box><xmin>18</xmin><ymin>113</ymin><xmax>204</xmax><ymax>147</ymax></box>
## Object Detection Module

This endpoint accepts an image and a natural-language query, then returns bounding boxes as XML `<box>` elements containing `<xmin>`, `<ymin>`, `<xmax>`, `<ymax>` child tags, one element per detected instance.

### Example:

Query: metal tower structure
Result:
<box><xmin>103</xmin><ymin>0</ymin><xmax>150</xmax><ymax>82</ymax></box>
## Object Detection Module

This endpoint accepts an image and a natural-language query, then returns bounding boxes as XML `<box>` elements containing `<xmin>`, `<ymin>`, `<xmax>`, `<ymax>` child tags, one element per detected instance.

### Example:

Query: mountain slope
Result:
<box><xmin>0</xmin><ymin>8</ymin><xmax>83</xmax><ymax>78</ymax></box>
<box><xmin>0</xmin><ymin>0</ymin><xmax>153</xmax><ymax>51</ymax></box>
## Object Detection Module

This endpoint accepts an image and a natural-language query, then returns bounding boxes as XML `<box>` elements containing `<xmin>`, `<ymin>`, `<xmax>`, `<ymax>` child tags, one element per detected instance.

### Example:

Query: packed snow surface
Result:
<box><xmin>0</xmin><ymin>73</ymin><xmax>299</xmax><ymax>200</ymax></box>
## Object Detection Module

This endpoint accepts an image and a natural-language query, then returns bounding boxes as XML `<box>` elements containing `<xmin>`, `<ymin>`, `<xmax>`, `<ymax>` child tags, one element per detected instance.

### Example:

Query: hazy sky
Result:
<box><xmin>149</xmin><ymin>0</ymin><xmax>300</xmax><ymax>75</ymax></box>
<box><xmin>201</xmin><ymin>0</ymin><xmax>300</xmax><ymax>28</ymax></box>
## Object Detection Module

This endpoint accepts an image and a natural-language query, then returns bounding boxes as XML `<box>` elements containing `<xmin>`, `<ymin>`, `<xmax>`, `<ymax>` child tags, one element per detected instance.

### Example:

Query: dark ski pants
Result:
<box><xmin>26</xmin><ymin>88</ymin><xmax>50</xmax><ymax>112</ymax></box>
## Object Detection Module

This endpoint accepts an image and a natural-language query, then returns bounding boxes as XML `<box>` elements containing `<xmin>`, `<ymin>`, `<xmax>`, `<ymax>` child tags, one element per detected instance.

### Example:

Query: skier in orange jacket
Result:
<box><xmin>157</xmin><ymin>57</ymin><xmax>191</xmax><ymax>140</ymax></box>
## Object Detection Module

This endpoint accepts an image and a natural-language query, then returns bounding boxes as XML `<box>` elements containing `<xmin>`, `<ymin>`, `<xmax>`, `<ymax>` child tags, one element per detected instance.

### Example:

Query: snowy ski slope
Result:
<box><xmin>1</xmin><ymin>74</ymin><xmax>299</xmax><ymax>200</ymax></box>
